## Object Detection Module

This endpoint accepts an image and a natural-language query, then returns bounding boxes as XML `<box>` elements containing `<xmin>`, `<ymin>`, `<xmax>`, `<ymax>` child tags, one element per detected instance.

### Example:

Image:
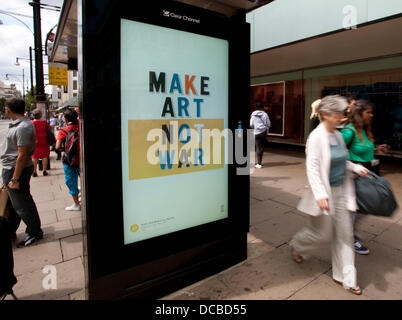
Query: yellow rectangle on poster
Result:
<box><xmin>128</xmin><ymin>119</ymin><xmax>225</xmax><ymax>180</ymax></box>
<box><xmin>48</xmin><ymin>66</ymin><xmax>68</xmax><ymax>86</ymax></box>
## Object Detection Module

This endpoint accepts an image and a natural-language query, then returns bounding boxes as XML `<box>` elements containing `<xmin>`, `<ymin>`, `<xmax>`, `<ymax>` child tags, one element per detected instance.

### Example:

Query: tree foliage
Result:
<box><xmin>0</xmin><ymin>97</ymin><xmax>6</xmax><ymax>113</ymax></box>
<box><xmin>24</xmin><ymin>87</ymin><xmax>52</xmax><ymax>111</ymax></box>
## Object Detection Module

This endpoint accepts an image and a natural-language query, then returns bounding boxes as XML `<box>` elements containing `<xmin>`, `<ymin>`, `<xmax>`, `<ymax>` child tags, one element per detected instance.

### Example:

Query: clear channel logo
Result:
<box><xmin>162</xmin><ymin>10</ymin><xmax>200</xmax><ymax>24</ymax></box>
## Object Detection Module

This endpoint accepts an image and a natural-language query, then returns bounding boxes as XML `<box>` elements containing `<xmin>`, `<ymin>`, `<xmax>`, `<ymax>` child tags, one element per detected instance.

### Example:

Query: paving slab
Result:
<box><xmin>60</xmin><ymin>234</ymin><xmax>83</xmax><ymax>261</ymax></box>
<box><xmin>70</xmin><ymin>289</ymin><xmax>86</xmax><ymax>300</ymax></box>
<box><xmin>168</xmin><ymin>278</ymin><xmax>235</xmax><ymax>300</ymax></box>
<box><xmin>38</xmin><ymin>209</ymin><xmax>58</xmax><ymax>226</ymax></box>
<box><xmin>41</xmin><ymin>219</ymin><xmax>75</xmax><ymax>241</ymax></box>
<box><xmin>250</xmin><ymin>199</ymin><xmax>293</xmax><ymax>226</ymax></box>
<box><xmin>250</xmin><ymin>211</ymin><xmax>308</xmax><ymax>248</ymax></box>
<box><xmin>250</xmin><ymin>197</ymin><xmax>261</xmax><ymax>206</ymax></box>
<box><xmin>56</xmin><ymin>207</ymin><xmax>82</xmax><ymax>222</ymax></box>
<box><xmin>354</xmin><ymin>214</ymin><xmax>395</xmax><ymax>236</ymax></box>
<box><xmin>247</xmin><ymin>238</ymin><xmax>275</xmax><ymax>261</ymax></box>
<box><xmin>250</xmin><ymin>185</ymin><xmax>286</xmax><ymax>202</ymax></box>
<box><xmin>371</xmin><ymin>222</ymin><xmax>402</xmax><ymax>252</ymax></box>
<box><xmin>9</xmin><ymin>257</ymin><xmax>85</xmax><ymax>300</ymax></box>
<box><xmin>270</xmin><ymin>193</ymin><xmax>302</xmax><ymax>209</ymax></box>
<box><xmin>70</xmin><ymin>216</ymin><xmax>83</xmax><ymax>234</ymax></box>
<box><xmin>13</xmin><ymin>240</ymin><xmax>63</xmax><ymax>276</ymax></box>
<box><xmin>354</xmin><ymin>241</ymin><xmax>402</xmax><ymax>299</ymax></box>
<box><xmin>288</xmin><ymin>274</ymin><xmax>369</xmax><ymax>300</ymax></box>
<box><xmin>32</xmin><ymin>192</ymin><xmax>55</xmax><ymax>204</ymax></box>
<box><xmin>216</xmin><ymin>245</ymin><xmax>330</xmax><ymax>300</ymax></box>
<box><xmin>36</xmin><ymin>198</ymin><xmax>68</xmax><ymax>212</ymax></box>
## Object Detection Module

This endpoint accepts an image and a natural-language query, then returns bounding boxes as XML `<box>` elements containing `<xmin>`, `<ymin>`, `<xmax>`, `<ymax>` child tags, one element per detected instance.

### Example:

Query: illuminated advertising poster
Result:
<box><xmin>121</xmin><ymin>19</ymin><xmax>229</xmax><ymax>245</ymax></box>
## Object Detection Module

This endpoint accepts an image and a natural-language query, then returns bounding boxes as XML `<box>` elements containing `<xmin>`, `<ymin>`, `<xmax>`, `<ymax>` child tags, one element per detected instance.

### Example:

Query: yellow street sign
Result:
<box><xmin>48</xmin><ymin>64</ymin><xmax>68</xmax><ymax>86</ymax></box>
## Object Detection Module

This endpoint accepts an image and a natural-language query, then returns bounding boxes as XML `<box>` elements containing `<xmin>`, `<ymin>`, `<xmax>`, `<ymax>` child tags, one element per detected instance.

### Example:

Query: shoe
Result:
<box><xmin>32</xmin><ymin>172</ymin><xmax>38</xmax><ymax>177</ymax></box>
<box><xmin>17</xmin><ymin>234</ymin><xmax>43</xmax><ymax>248</ymax></box>
<box><xmin>333</xmin><ymin>279</ymin><xmax>363</xmax><ymax>295</ymax></box>
<box><xmin>354</xmin><ymin>241</ymin><xmax>370</xmax><ymax>255</ymax></box>
<box><xmin>291</xmin><ymin>249</ymin><xmax>303</xmax><ymax>263</ymax></box>
<box><xmin>255</xmin><ymin>164</ymin><xmax>262</xmax><ymax>169</ymax></box>
<box><xmin>65</xmin><ymin>204</ymin><xmax>81</xmax><ymax>211</ymax></box>
<box><xmin>43</xmin><ymin>171</ymin><xmax>48</xmax><ymax>176</ymax></box>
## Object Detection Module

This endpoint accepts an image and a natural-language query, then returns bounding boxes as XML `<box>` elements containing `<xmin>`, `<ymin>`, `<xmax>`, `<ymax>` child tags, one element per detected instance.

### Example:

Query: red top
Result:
<box><xmin>32</xmin><ymin>120</ymin><xmax>50</xmax><ymax>159</ymax></box>
<box><xmin>57</xmin><ymin>124</ymin><xmax>79</xmax><ymax>141</ymax></box>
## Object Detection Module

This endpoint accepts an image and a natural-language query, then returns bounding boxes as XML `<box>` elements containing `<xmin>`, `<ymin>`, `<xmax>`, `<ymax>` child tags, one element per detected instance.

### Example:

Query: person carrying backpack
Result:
<box><xmin>56</xmin><ymin>109</ymin><xmax>81</xmax><ymax>211</ymax></box>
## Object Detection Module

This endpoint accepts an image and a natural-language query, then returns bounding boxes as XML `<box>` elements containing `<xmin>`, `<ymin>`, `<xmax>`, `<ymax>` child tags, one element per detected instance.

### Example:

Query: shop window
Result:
<box><xmin>251</xmin><ymin>82</ymin><xmax>284</xmax><ymax>136</ymax></box>
<box><xmin>314</xmin><ymin>68</ymin><xmax>402</xmax><ymax>155</ymax></box>
<box><xmin>250</xmin><ymin>80</ymin><xmax>305</xmax><ymax>143</ymax></box>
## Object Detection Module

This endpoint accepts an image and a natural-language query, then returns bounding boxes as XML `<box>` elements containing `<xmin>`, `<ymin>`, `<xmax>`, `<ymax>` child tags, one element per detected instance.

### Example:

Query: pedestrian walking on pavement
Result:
<box><xmin>0</xmin><ymin>99</ymin><xmax>43</xmax><ymax>247</ymax></box>
<box><xmin>31</xmin><ymin>109</ymin><xmax>50</xmax><ymax>177</ymax></box>
<box><xmin>340</xmin><ymin>99</ymin><xmax>388</xmax><ymax>255</ymax></box>
<box><xmin>289</xmin><ymin>95</ymin><xmax>368</xmax><ymax>295</ymax></box>
<box><xmin>49</xmin><ymin>113</ymin><xmax>61</xmax><ymax>160</ymax></box>
<box><xmin>250</xmin><ymin>101</ymin><xmax>271</xmax><ymax>168</ymax></box>
<box><xmin>310</xmin><ymin>99</ymin><xmax>321</xmax><ymax>131</ymax></box>
<box><xmin>56</xmin><ymin>109</ymin><xmax>81</xmax><ymax>211</ymax></box>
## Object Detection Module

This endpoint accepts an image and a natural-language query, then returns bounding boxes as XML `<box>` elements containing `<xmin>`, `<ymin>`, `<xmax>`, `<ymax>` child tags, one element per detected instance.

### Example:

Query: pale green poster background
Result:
<box><xmin>121</xmin><ymin>19</ymin><xmax>229</xmax><ymax>245</ymax></box>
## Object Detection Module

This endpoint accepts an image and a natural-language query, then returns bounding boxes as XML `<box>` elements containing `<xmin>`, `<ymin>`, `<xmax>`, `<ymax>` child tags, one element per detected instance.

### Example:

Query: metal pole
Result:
<box><xmin>22</xmin><ymin>69</ymin><xmax>25</xmax><ymax>99</ymax></box>
<box><xmin>31</xmin><ymin>0</ymin><xmax>47</xmax><ymax>117</ymax></box>
<box><xmin>29</xmin><ymin>46</ymin><xmax>34</xmax><ymax>95</ymax></box>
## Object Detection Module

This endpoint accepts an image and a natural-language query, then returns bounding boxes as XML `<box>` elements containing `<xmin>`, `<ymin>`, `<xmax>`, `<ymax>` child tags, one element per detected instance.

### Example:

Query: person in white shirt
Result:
<box><xmin>250</xmin><ymin>101</ymin><xmax>271</xmax><ymax>168</ymax></box>
<box><xmin>289</xmin><ymin>95</ymin><xmax>368</xmax><ymax>296</ymax></box>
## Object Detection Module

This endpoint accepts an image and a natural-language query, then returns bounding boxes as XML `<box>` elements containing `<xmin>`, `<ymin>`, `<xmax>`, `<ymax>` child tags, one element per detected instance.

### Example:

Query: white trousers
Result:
<box><xmin>290</xmin><ymin>186</ymin><xmax>357</xmax><ymax>288</ymax></box>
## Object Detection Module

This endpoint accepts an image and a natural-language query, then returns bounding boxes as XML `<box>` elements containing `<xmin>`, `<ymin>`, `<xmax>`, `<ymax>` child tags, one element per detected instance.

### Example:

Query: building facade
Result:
<box><xmin>0</xmin><ymin>81</ymin><xmax>22</xmax><ymax>99</ymax></box>
<box><xmin>247</xmin><ymin>0</ymin><xmax>402</xmax><ymax>157</ymax></box>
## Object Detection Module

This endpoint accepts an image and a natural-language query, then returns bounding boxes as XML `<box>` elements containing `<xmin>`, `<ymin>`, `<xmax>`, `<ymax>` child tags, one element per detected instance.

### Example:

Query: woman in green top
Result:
<box><xmin>341</xmin><ymin>99</ymin><xmax>388</xmax><ymax>255</ymax></box>
<box><xmin>341</xmin><ymin>100</ymin><xmax>387</xmax><ymax>174</ymax></box>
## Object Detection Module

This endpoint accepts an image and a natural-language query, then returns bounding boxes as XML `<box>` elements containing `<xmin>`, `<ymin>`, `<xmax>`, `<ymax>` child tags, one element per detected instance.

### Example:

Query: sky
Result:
<box><xmin>0</xmin><ymin>0</ymin><xmax>63</xmax><ymax>95</ymax></box>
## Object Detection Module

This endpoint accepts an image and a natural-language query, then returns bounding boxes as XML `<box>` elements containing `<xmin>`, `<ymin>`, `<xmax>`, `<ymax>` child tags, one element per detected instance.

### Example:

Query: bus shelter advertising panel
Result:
<box><xmin>121</xmin><ymin>19</ymin><xmax>229</xmax><ymax>245</ymax></box>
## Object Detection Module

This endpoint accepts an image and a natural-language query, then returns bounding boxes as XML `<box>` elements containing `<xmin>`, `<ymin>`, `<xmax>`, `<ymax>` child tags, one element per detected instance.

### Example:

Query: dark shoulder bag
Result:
<box><xmin>46</xmin><ymin>124</ymin><xmax>56</xmax><ymax>146</ymax></box>
<box><xmin>354</xmin><ymin>171</ymin><xmax>398</xmax><ymax>217</ymax></box>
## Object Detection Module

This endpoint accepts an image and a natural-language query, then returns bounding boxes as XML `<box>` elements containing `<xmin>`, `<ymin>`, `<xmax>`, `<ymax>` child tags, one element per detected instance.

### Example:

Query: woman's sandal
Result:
<box><xmin>291</xmin><ymin>250</ymin><xmax>303</xmax><ymax>263</ymax></box>
<box><xmin>333</xmin><ymin>279</ymin><xmax>362</xmax><ymax>295</ymax></box>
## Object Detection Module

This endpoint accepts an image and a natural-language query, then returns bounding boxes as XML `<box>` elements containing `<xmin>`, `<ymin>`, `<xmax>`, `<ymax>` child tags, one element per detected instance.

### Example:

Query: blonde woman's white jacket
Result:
<box><xmin>297</xmin><ymin>123</ymin><xmax>365</xmax><ymax>216</ymax></box>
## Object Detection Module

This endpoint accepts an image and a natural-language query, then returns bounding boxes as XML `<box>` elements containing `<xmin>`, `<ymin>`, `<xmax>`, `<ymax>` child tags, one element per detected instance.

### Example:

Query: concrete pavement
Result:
<box><xmin>6</xmin><ymin>147</ymin><xmax>402</xmax><ymax>300</ymax></box>
<box><xmin>5</xmin><ymin>154</ymin><xmax>85</xmax><ymax>300</ymax></box>
<box><xmin>163</xmin><ymin>148</ymin><xmax>402</xmax><ymax>300</ymax></box>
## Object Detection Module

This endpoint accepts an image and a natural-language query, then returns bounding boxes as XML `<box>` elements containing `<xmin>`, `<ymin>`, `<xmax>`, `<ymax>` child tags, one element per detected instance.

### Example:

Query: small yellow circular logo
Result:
<box><xmin>130</xmin><ymin>224</ymin><xmax>139</xmax><ymax>233</ymax></box>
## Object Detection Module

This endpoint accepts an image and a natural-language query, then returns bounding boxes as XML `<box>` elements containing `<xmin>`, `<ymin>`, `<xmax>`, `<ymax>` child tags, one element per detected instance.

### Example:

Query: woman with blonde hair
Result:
<box><xmin>310</xmin><ymin>99</ymin><xmax>321</xmax><ymax>130</ymax></box>
<box><xmin>290</xmin><ymin>95</ymin><xmax>368</xmax><ymax>295</ymax></box>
